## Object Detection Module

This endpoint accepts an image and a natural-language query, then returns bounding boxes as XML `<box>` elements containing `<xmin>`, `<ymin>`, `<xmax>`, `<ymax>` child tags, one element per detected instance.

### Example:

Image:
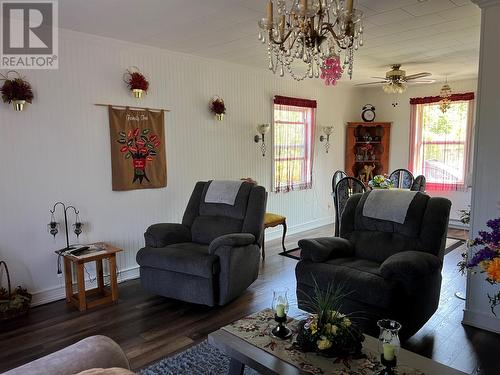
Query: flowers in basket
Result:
<box><xmin>210</xmin><ymin>96</ymin><xmax>226</xmax><ymax>120</ymax></box>
<box><xmin>295</xmin><ymin>282</ymin><xmax>364</xmax><ymax>358</ymax></box>
<box><xmin>368</xmin><ymin>175</ymin><xmax>393</xmax><ymax>189</ymax></box>
<box><xmin>458</xmin><ymin>217</ymin><xmax>500</xmax><ymax>315</ymax></box>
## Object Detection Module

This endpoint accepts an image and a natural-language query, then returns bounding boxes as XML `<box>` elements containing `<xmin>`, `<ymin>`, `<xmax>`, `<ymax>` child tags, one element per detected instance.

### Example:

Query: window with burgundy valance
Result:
<box><xmin>273</xmin><ymin>95</ymin><xmax>316</xmax><ymax>193</ymax></box>
<box><xmin>409</xmin><ymin>92</ymin><xmax>474</xmax><ymax>191</ymax></box>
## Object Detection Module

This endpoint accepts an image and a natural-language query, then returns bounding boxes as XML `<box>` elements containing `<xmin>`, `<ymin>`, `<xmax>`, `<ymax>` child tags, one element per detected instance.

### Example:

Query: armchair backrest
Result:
<box><xmin>182</xmin><ymin>181</ymin><xmax>267</xmax><ymax>244</ymax></box>
<box><xmin>340</xmin><ymin>191</ymin><xmax>451</xmax><ymax>263</ymax></box>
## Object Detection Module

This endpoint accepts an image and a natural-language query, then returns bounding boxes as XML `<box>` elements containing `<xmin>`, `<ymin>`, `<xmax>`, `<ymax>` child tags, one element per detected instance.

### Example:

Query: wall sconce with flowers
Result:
<box><xmin>0</xmin><ymin>70</ymin><xmax>34</xmax><ymax>111</ymax></box>
<box><xmin>254</xmin><ymin>123</ymin><xmax>270</xmax><ymax>157</ymax></box>
<box><xmin>319</xmin><ymin>126</ymin><xmax>334</xmax><ymax>153</ymax></box>
<box><xmin>123</xmin><ymin>67</ymin><xmax>149</xmax><ymax>98</ymax></box>
<box><xmin>210</xmin><ymin>96</ymin><xmax>226</xmax><ymax>121</ymax></box>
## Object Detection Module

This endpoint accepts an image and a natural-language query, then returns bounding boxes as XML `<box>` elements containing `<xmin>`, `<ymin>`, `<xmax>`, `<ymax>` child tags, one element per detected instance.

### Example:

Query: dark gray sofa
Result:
<box><xmin>296</xmin><ymin>191</ymin><xmax>451</xmax><ymax>338</ymax></box>
<box><xmin>136</xmin><ymin>181</ymin><xmax>266</xmax><ymax>306</ymax></box>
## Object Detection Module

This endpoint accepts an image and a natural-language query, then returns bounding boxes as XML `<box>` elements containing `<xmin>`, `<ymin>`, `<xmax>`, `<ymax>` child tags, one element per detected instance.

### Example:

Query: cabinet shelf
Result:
<box><xmin>346</xmin><ymin>122</ymin><xmax>391</xmax><ymax>185</ymax></box>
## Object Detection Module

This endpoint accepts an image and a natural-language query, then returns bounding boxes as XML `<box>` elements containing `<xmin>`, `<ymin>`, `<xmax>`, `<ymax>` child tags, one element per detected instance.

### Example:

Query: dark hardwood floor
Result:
<box><xmin>1</xmin><ymin>226</ymin><xmax>498</xmax><ymax>374</ymax></box>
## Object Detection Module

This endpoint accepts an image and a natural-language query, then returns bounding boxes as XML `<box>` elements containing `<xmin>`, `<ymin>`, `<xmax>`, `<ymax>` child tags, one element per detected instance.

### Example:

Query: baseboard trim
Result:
<box><xmin>448</xmin><ymin>218</ymin><xmax>469</xmax><ymax>230</ymax></box>
<box><xmin>462</xmin><ymin>308</ymin><xmax>500</xmax><ymax>334</ymax></box>
<box><xmin>32</xmin><ymin>217</ymin><xmax>334</xmax><ymax>307</ymax></box>
<box><xmin>264</xmin><ymin>216</ymin><xmax>333</xmax><ymax>241</ymax></box>
<box><xmin>31</xmin><ymin>266</ymin><xmax>140</xmax><ymax>307</ymax></box>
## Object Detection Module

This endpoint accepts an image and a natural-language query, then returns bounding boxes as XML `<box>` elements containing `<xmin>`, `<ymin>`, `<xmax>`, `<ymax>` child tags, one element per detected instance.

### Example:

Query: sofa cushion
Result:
<box><xmin>355</xmin><ymin>191</ymin><xmax>429</xmax><ymax>237</ymax></box>
<box><xmin>199</xmin><ymin>181</ymin><xmax>253</xmax><ymax>219</ymax></box>
<box><xmin>296</xmin><ymin>257</ymin><xmax>398</xmax><ymax>309</ymax></box>
<box><xmin>136</xmin><ymin>242</ymin><xmax>218</xmax><ymax>278</ymax></box>
<box><xmin>191</xmin><ymin>216</ymin><xmax>243</xmax><ymax>244</ymax></box>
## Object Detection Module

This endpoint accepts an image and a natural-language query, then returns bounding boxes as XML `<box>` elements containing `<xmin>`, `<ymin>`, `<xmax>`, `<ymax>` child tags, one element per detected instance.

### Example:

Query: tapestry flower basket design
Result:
<box><xmin>108</xmin><ymin>106</ymin><xmax>167</xmax><ymax>191</ymax></box>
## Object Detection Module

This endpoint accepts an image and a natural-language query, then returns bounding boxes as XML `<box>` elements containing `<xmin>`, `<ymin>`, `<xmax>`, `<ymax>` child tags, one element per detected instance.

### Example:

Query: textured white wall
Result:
<box><xmin>464</xmin><ymin>0</ymin><xmax>500</xmax><ymax>334</ymax></box>
<box><xmin>352</xmin><ymin>79</ymin><xmax>477</xmax><ymax>223</ymax></box>
<box><xmin>0</xmin><ymin>30</ymin><xmax>357</xmax><ymax>304</ymax></box>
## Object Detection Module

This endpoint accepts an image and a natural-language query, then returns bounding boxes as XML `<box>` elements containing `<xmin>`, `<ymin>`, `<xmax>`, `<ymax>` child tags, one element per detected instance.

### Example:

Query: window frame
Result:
<box><xmin>409</xmin><ymin>99</ymin><xmax>474</xmax><ymax>191</ymax></box>
<box><xmin>272</xmin><ymin>103</ymin><xmax>314</xmax><ymax>193</ymax></box>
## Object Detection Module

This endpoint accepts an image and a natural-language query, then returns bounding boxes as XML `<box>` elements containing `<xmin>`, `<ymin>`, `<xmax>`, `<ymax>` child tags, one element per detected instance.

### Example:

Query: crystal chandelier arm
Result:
<box><xmin>323</xmin><ymin>23</ymin><xmax>353</xmax><ymax>50</ymax></box>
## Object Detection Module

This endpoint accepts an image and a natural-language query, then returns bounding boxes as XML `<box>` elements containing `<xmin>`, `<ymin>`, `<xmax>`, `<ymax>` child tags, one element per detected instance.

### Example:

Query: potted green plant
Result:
<box><xmin>0</xmin><ymin>71</ymin><xmax>34</xmax><ymax>111</ymax></box>
<box><xmin>294</xmin><ymin>281</ymin><xmax>364</xmax><ymax>358</ymax></box>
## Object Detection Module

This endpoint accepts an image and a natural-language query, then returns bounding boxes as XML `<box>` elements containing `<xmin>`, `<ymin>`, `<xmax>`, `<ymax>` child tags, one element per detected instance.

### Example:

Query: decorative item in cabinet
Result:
<box><xmin>345</xmin><ymin>122</ymin><xmax>391</xmax><ymax>186</ymax></box>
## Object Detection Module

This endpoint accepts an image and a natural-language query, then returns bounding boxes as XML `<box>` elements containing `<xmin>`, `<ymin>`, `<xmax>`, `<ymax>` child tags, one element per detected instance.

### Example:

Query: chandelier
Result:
<box><xmin>258</xmin><ymin>0</ymin><xmax>364</xmax><ymax>82</ymax></box>
<box><xmin>439</xmin><ymin>82</ymin><xmax>452</xmax><ymax>113</ymax></box>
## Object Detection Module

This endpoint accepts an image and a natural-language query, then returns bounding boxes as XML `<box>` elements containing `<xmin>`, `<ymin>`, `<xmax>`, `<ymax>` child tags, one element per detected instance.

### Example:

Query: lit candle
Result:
<box><xmin>383</xmin><ymin>343</ymin><xmax>396</xmax><ymax>361</ymax></box>
<box><xmin>267</xmin><ymin>0</ymin><xmax>273</xmax><ymax>26</ymax></box>
<box><xmin>347</xmin><ymin>0</ymin><xmax>353</xmax><ymax>14</ymax></box>
<box><xmin>276</xmin><ymin>303</ymin><xmax>285</xmax><ymax>318</ymax></box>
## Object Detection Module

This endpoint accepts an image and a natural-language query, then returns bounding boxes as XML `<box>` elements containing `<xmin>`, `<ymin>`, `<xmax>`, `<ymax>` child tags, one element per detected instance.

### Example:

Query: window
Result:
<box><xmin>273</xmin><ymin>96</ymin><xmax>316</xmax><ymax>192</ymax></box>
<box><xmin>409</xmin><ymin>93</ymin><xmax>474</xmax><ymax>191</ymax></box>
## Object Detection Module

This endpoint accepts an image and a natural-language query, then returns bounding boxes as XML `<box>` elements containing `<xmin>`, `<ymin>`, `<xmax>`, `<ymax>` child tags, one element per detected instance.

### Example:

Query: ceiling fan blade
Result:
<box><xmin>406</xmin><ymin>72</ymin><xmax>432</xmax><ymax>80</ymax></box>
<box><xmin>408</xmin><ymin>79</ymin><xmax>436</xmax><ymax>84</ymax></box>
<box><xmin>370</xmin><ymin>76</ymin><xmax>387</xmax><ymax>80</ymax></box>
<box><xmin>354</xmin><ymin>81</ymin><xmax>387</xmax><ymax>86</ymax></box>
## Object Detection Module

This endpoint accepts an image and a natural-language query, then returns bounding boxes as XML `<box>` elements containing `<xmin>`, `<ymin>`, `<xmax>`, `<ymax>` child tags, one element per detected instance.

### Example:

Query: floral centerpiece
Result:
<box><xmin>294</xmin><ymin>282</ymin><xmax>364</xmax><ymax>358</ymax></box>
<box><xmin>458</xmin><ymin>217</ymin><xmax>500</xmax><ymax>315</ymax></box>
<box><xmin>123</xmin><ymin>67</ymin><xmax>149</xmax><ymax>98</ymax></box>
<box><xmin>0</xmin><ymin>71</ymin><xmax>34</xmax><ymax>111</ymax></box>
<box><xmin>368</xmin><ymin>175</ymin><xmax>393</xmax><ymax>189</ymax></box>
<box><xmin>210</xmin><ymin>96</ymin><xmax>226</xmax><ymax>121</ymax></box>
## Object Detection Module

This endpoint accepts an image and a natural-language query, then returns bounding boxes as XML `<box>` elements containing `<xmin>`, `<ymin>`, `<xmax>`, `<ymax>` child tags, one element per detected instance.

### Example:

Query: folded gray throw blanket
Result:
<box><xmin>204</xmin><ymin>180</ymin><xmax>243</xmax><ymax>205</ymax></box>
<box><xmin>363</xmin><ymin>189</ymin><xmax>418</xmax><ymax>224</ymax></box>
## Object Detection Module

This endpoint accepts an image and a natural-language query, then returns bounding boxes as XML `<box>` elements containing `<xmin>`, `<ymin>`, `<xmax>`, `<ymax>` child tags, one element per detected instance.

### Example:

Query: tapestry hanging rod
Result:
<box><xmin>94</xmin><ymin>103</ymin><xmax>171</xmax><ymax>112</ymax></box>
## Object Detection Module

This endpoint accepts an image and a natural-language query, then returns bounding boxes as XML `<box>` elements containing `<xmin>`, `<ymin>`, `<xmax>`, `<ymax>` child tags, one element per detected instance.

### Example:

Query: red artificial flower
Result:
<box><xmin>211</xmin><ymin>98</ymin><xmax>226</xmax><ymax>115</ymax></box>
<box><xmin>126</xmin><ymin>71</ymin><xmax>149</xmax><ymax>91</ymax></box>
<box><xmin>1</xmin><ymin>78</ymin><xmax>34</xmax><ymax>103</ymax></box>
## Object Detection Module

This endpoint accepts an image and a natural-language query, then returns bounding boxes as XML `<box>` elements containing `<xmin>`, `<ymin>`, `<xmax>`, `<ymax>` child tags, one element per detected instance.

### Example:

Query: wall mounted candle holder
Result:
<box><xmin>319</xmin><ymin>126</ymin><xmax>334</xmax><ymax>153</ymax></box>
<box><xmin>254</xmin><ymin>123</ymin><xmax>270</xmax><ymax>156</ymax></box>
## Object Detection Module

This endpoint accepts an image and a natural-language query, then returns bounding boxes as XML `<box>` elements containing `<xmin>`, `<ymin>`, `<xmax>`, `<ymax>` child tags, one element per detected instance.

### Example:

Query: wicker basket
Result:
<box><xmin>0</xmin><ymin>261</ymin><xmax>32</xmax><ymax>320</ymax></box>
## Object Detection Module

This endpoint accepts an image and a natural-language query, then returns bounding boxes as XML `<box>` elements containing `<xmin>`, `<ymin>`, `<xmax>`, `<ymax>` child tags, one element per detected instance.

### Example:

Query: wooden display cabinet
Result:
<box><xmin>345</xmin><ymin>122</ymin><xmax>391</xmax><ymax>185</ymax></box>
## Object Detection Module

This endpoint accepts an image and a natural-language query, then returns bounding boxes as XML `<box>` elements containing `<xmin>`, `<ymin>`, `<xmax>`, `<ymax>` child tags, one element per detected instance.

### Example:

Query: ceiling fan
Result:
<box><xmin>356</xmin><ymin>64</ymin><xmax>435</xmax><ymax>94</ymax></box>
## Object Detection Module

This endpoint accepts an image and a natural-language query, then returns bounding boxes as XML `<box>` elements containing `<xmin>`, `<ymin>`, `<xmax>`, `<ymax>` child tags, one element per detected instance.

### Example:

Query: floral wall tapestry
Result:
<box><xmin>108</xmin><ymin>106</ymin><xmax>167</xmax><ymax>191</ymax></box>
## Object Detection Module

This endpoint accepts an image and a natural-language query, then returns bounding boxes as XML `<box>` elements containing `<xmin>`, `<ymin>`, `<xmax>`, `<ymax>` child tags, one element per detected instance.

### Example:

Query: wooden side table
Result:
<box><xmin>61</xmin><ymin>243</ymin><xmax>122</xmax><ymax>311</ymax></box>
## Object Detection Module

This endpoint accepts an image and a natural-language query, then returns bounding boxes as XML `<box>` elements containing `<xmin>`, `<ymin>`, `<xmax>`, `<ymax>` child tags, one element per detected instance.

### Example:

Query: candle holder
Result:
<box><xmin>377</xmin><ymin>319</ymin><xmax>401</xmax><ymax>375</ymax></box>
<box><xmin>271</xmin><ymin>288</ymin><xmax>292</xmax><ymax>339</ymax></box>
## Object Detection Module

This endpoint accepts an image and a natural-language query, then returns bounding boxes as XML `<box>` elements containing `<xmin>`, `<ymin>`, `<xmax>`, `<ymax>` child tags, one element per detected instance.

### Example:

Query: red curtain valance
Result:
<box><xmin>410</xmin><ymin>92</ymin><xmax>474</xmax><ymax>105</ymax></box>
<box><xmin>274</xmin><ymin>95</ymin><xmax>317</xmax><ymax>108</ymax></box>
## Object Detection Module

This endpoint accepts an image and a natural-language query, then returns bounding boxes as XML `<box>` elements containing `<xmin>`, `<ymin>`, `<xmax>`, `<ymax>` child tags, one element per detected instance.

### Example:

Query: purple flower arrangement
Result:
<box><xmin>460</xmin><ymin>217</ymin><xmax>500</xmax><ymax>315</ymax></box>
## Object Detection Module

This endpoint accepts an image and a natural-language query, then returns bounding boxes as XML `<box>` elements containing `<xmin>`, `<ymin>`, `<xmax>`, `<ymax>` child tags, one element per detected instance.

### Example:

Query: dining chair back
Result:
<box><xmin>334</xmin><ymin>176</ymin><xmax>366</xmax><ymax>236</ymax></box>
<box><xmin>389</xmin><ymin>169</ymin><xmax>414</xmax><ymax>189</ymax></box>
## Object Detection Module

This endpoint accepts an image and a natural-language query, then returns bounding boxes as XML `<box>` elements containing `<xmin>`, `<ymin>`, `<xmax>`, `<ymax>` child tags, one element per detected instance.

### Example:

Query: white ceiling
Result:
<box><xmin>59</xmin><ymin>0</ymin><xmax>481</xmax><ymax>85</ymax></box>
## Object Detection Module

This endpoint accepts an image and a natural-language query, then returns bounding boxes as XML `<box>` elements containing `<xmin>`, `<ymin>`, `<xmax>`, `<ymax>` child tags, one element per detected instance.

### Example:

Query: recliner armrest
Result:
<box><xmin>208</xmin><ymin>233</ymin><xmax>256</xmax><ymax>254</ymax></box>
<box><xmin>380</xmin><ymin>251</ymin><xmax>442</xmax><ymax>292</ymax></box>
<box><xmin>298</xmin><ymin>237</ymin><xmax>354</xmax><ymax>262</ymax></box>
<box><xmin>144</xmin><ymin>223</ymin><xmax>191</xmax><ymax>248</ymax></box>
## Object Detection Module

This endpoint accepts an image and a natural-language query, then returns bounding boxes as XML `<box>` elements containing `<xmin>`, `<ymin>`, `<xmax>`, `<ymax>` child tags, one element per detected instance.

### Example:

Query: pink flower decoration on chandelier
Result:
<box><xmin>320</xmin><ymin>56</ymin><xmax>343</xmax><ymax>86</ymax></box>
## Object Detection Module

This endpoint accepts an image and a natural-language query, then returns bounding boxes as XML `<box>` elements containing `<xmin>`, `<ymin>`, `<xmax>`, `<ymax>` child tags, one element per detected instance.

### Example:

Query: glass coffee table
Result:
<box><xmin>208</xmin><ymin>309</ymin><xmax>468</xmax><ymax>375</ymax></box>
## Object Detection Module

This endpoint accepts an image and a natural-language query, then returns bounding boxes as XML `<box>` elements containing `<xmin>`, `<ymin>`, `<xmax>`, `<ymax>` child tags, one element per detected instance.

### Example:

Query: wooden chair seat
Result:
<box><xmin>264</xmin><ymin>213</ymin><xmax>286</xmax><ymax>228</ymax></box>
<box><xmin>261</xmin><ymin>213</ymin><xmax>287</xmax><ymax>259</ymax></box>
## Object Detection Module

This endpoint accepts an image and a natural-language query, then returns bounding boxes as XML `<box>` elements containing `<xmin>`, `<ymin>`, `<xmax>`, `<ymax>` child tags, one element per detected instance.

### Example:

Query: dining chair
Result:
<box><xmin>331</xmin><ymin>170</ymin><xmax>347</xmax><ymax>198</ymax></box>
<box><xmin>389</xmin><ymin>169</ymin><xmax>414</xmax><ymax>189</ymax></box>
<box><xmin>410</xmin><ymin>175</ymin><xmax>426</xmax><ymax>192</ymax></box>
<box><xmin>334</xmin><ymin>176</ymin><xmax>366</xmax><ymax>236</ymax></box>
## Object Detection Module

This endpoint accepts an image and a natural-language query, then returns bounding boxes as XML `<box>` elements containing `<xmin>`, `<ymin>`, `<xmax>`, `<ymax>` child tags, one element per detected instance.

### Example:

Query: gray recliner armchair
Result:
<box><xmin>296</xmin><ymin>191</ymin><xmax>451</xmax><ymax>338</ymax></box>
<box><xmin>136</xmin><ymin>181</ymin><xmax>267</xmax><ymax>306</ymax></box>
